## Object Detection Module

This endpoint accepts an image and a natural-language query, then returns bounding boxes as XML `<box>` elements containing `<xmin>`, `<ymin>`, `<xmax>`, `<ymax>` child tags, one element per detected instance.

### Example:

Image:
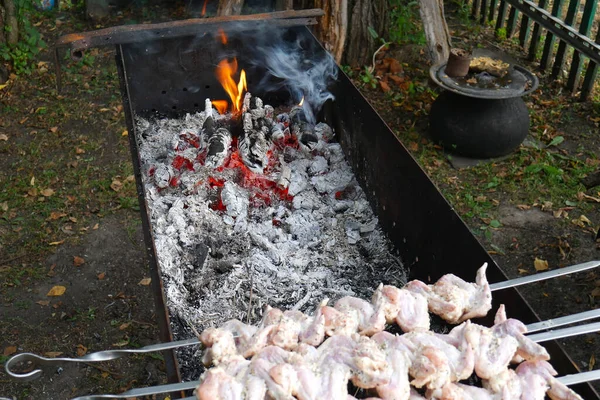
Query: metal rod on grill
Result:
<box><xmin>525</xmin><ymin>308</ymin><xmax>600</xmax><ymax>333</ymax></box>
<box><xmin>558</xmin><ymin>369</ymin><xmax>600</xmax><ymax>386</ymax></box>
<box><xmin>528</xmin><ymin>321</ymin><xmax>600</xmax><ymax>343</ymax></box>
<box><xmin>70</xmin><ymin>380</ymin><xmax>199</xmax><ymax>400</ymax></box>
<box><xmin>490</xmin><ymin>260</ymin><xmax>600</xmax><ymax>291</ymax></box>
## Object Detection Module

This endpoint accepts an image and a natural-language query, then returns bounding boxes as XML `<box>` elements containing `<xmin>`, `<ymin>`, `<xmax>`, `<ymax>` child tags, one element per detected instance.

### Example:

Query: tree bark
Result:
<box><xmin>0</xmin><ymin>1</ymin><xmax>6</xmax><ymax>45</ymax></box>
<box><xmin>217</xmin><ymin>0</ymin><xmax>244</xmax><ymax>16</ymax></box>
<box><xmin>419</xmin><ymin>0</ymin><xmax>452</xmax><ymax>66</ymax></box>
<box><xmin>275</xmin><ymin>0</ymin><xmax>293</xmax><ymax>10</ymax></box>
<box><xmin>313</xmin><ymin>0</ymin><xmax>347</xmax><ymax>63</ymax></box>
<box><xmin>4</xmin><ymin>0</ymin><xmax>19</xmax><ymax>45</ymax></box>
<box><xmin>343</xmin><ymin>0</ymin><xmax>387</xmax><ymax>67</ymax></box>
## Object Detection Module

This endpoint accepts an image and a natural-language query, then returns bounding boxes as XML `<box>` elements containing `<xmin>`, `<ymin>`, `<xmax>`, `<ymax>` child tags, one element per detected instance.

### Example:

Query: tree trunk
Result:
<box><xmin>275</xmin><ymin>0</ymin><xmax>293</xmax><ymax>10</ymax></box>
<box><xmin>343</xmin><ymin>0</ymin><xmax>387</xmax><ymax>67</ymax></box>
<box><xmin>4</xmin><ymin>0</ymin><xmax>19</xmax><ymax>45</ymax></box>
<box><xmin>0</xmin><ymin>1</ymin><xmax>6</xmax><ymax>45</ymax></box>
<box><xmin>217</xmin><ymin>0</ymin><xmax>244</xmax><ymax>16</ymax></box>
<box><xmin>419</xmin><ymin>0</ymin><xmax>452</xmax><ymax>66</ymax></box>
<box><xmin>313</xmin><ymin>0</ymin><xmax>347</xmax><ymax>63</ymax></box>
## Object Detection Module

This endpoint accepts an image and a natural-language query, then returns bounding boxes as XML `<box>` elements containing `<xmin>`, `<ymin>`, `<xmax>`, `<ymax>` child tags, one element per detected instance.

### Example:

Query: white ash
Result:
<box><xmin>134</xmin><ymin>97</ymin><xmax>406</xmax><ymax>381</ymax></box>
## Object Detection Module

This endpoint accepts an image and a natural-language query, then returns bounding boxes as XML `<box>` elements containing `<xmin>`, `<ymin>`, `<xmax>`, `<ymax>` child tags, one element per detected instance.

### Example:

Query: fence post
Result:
<box><xmin>539</xmin><ymin>0</ymin><xmax>566</xmax><ymax>71</ymax></box>
<box><xmin>579</xmin><ymin>28</ymin><xmax>600</xmax><ymax>100</ymax></box>
<box><xmin>566</xmin><ymin>0</ymin><xmax>598</xmax><ymax>92</ymax></box>
<box><xmin>549</xmin><ymin>0</ymin><xmax>581</xmax><ymax>78</ymax></box>
<box><xmin>495</xmin><ymin>0</ymin><xmax>508</xmax><ymax>32</ymax></box>
<box><xmin>527</xmin><ymin>0</ymin><xmax>550</xmax><ymax>61</ymax></box>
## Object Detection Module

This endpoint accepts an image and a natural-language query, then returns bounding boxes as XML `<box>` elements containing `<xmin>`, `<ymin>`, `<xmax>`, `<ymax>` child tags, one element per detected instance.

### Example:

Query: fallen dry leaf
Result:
<box><xmin>126</xmin><ymin>175</ymin><xmax>135</xmax><ymax>183</ymax></box>
<box><xmin>0</xmin><ymin>134</ymin><xmax>8</xmax><ymax>141</ymax></box>
<box><xmin>110</xmin><ymin>179</ymin><xmax>123</xmax><ymax>192</ymax></box>
<box><xmin>112</xmin><ymin>339</ymin><xmax>130</xmax><ymax>347</ymax></box>
<box><xmin>75</xmin><ymin>148</ymin><xmax>85</xmax><ymax>154</ymax></box>
<box><xmin>3</xmin><ymin>346</ymin><xmax>17</xmax><ymax>356</ymax></box>
<box><xmin>97</xmin><ymin>272</ymin><xmax>106</xmax><ymax>280</ymax></box>
<box><xmin>407</xmin><ymin>142</ymin><xmax>419</xmax><ymax>152</ymax></box>
<box><xmin>518</xmin><ymin>268</ymin><xmax>528</xmax><ymax>274</ymax></box>
<box><xmin>49</xmin><ymin>127</ymin><xmax>58</xmax><ymax>133</ymax></box>
<box><xmin>30</xmin><ymin>176</ymin><xmax>35</xmax><ymax>186</ymax></box>
<box><xmin>0</xmin><ymin>201</ymin><xmax>7</xmax><ymax>212</ymax></box>
<box><xmin>138</xmin><ymin>277</ymin><xmax>152</xmax><ymax>286</ymax></box>
<box><xmin>73</xmin><ymin>256</ymin><xmax>85</xmax><ymax>267</ymax></box>
<box><xmin>49</xmin><ymin>211</ymin><xmax>67</xmax><ymax>221</ymax></box>
<box><xmin>47</xmin><ymin>285</ymin><xmax>66</xmax><ymax>297</ymax></box>
<box><xmin>119</xmin><ymin>323</ymin><xmax>130</xmax><ymax>330</ymax></box>
<box><xmin>49</xmin><ymin>240</ymin><xmax>65</xmax><ymax>246</ymax></box>
<box><xmin>516</xmin><ymin>204</ymin><xmax>531</xmax><ymax>210</ymax></box>
<box><xmin>36</xmin><ymin>300</ymin><xmax>50</xmax><ymax>306</ymax></box>
<box><xmin>534</xmin><ymin>258</ymin><xmax>549</xmax><ymax>271</ymax></box>
<box><xmin>122</xmin><ymin>130</ymin><xmax>128</xmax><ymax>136</ymax></box>
<box><xmin>69</xmin><ymin>217</ymin><xmax>78</xmax><ymax>223</ymax></box>
<box><xmin>590</xmin><ymin>354</ymin><xmax>596</xmax><ymax>371</ymax></box>
<box><xmin>27</xmin><ymin>188</ymin><xmax>38</xmax><ymax>197</ymax></box>
<box><xmin>44</xmin><ymin>351</ymin><xmax>63</xmax><ymax>358</ymax></box>
<box><xmin>93</xmin><ymin>223</ymin><xmax>99</xmax><ymax>230</ymax></box>
<box><xmin>76</xmin><ymin>344</ymin><xmax>87</xmax><ymax>357</ymax></box>
<box><xmin>41</xmin><ymin>188</ymin><xmax>55</xmax><ymax>197</ymax></box>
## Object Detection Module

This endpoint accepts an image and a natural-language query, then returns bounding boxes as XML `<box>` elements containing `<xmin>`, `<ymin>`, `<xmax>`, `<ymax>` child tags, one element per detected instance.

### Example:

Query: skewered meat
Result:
<box><xmin>493</xmin><ymin>304</ymin><xmax>549</xmax><ymax>362</ymax></box>
<box><xmin>516</xmin><ymin>360</ymin><xmax>583</xmax><ymax>400</ymax></box>
<box><xmin>405</xmin><ymin>263</ymin><xmax>492</xmax><ymax>324</ymax></box>
<box><xmin>426</xmin><ymin>382</ymin><xmax>499</xmax><ymax>400</ymax></box>
<box><xmin>334</xmin><ymin>296</ymin><xmax>386</xmax><ymax>336</ymax></box>
<box><xmin>372</xmin><ymin>284</ymin><xmax>430</xmax><ymax>332</ymax></box>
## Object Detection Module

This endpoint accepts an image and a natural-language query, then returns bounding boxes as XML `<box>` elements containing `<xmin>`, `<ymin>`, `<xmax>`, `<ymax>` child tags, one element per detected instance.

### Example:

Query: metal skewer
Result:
<box><xmin>490</xmin><ymin>260</ymin><xmax>600</xmax><ymax>291</ymax></box>
<box><xmin>558</xmin><ymin>369</ymin><xmax>600</xmax><ymax>386</ymax></box>
<box><xmin>70</xmin><ymin>380</ymin><xmax>199</xmax><ymax>400</ymax></box>
<box><xmin>525</xmin><ymin>308</ymin><xmax>600</xmax><ymax>333</ymax></box>
<box><xmin>527</xmin><ymin>321</ymin><xmax>600</xmax><ymax>343</ymax></box>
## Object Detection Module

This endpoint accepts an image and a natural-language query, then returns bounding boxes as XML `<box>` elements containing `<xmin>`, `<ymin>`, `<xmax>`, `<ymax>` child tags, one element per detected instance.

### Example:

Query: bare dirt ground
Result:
<box><xmin>1</xmin><ymin>2</ymin><xmax>599</xmax><ymax>399</ymax></box>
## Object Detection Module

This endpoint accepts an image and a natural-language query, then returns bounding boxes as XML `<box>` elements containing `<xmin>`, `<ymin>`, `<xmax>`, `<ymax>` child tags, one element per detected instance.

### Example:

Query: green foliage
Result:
<box><xmin>496</xmin><ymin>27</ymin><xmax>507</xmax><ymax>41</ymax></box>
<box><xmin>0</xmin><ymin>0</ymin><xmax>46</xmax><ymax>75</ymax></box>
<box><xmin>389</xmin><ymin>0</ymin><xmax>426</xmax><ymax>45</ymax></box>
<box><xmin>359</xmin><ymin>67</ymin><xmax>378</xmax><ymax>89</ymax></box>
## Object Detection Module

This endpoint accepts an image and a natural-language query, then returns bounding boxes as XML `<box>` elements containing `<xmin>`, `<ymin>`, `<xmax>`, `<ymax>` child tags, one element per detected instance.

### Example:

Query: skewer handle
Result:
<box><xmin>558</xmin><ymin>369</ymin><xmax>600</xmax><ymax>386</ymax></box>
<box><xmin>525</xmin><ymin>308</ymin><xmax>600</xmax><ymax>333</ymax></box>
<box><xmin>529</xmin><ymin>321</ymin><xmax>600</xmax><ymax>343</ymax></box>
<box><xmin>70</xmin><ymin>380</ymin><xmax>198</xmax><ymax>399</ymax></box>
<box><xmin>5</xmin><ymin>338</ymin><xmax>200</xmax><ymax>381</ymax></box>
<box><xmin>490</xmin><ymin>260</ymin><xmax>600</xmax><ymax>291</ymax></box>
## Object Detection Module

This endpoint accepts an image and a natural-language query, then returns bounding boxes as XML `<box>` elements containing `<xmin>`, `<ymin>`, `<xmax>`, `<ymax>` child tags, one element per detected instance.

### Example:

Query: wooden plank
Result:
<box><xmin>526</xmin><ymin>0</ymin><xmax>549</xmax><ymax>60</ymax></box>
<box><xmin>472</xmin><ymin>0</ymin><xmax>482</xmax><ymax>19</ymax></box>
<box><xmin>579</xmin><ymin>28</ymin><xmax>600</xmax><ymax>100</ymax></box>
<box><xmin>518</xmin><ymin>14</ymin><xmax>530</xmax><ymax>47</ymax></box>
<box><xmin>539</xmin><ymin>0</ymin><xmax>565</xmax><ymax>71</ymax></box>
<box><xmin>505</xmin><ymin>5</ymin><xmax>519</xmax><ymax>37</ymax></box>
<box><xmin>566</xmin><ymin>0</ymin><xmax>598</xmax><ymax>92</ymax></box>
<box><xmin>480</xmin><ymin>0</ymin><xmax>489</xmax><ymax>24</ymax></box>
<box><xmin>495</xmin><ymin>0</ymin><xmax>508</xmax><ymax>31</ymax></box>
<box><xmin>488</xmin><ymin>0</ymin><xmax>498</xmax><ymax>22</ymax></box>
<box><xmin>550</xmin><ymin>0</ymin><xmax>581</xmax><ymax>78</ymax></box>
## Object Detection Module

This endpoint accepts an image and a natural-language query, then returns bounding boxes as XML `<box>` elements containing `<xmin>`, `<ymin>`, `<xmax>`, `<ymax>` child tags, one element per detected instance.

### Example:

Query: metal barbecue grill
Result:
<box><xmin>5</xmin><ymin>10</ymin><xmax>600</xmax><ymax>399</ymax></box>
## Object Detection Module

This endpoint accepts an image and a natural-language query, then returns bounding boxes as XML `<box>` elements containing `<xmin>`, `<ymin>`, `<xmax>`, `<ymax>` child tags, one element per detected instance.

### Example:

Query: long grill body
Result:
<box><xmin>114</xmin><ymin>25</ymin><xmax>598</xmax><ymax>398</ymax></box>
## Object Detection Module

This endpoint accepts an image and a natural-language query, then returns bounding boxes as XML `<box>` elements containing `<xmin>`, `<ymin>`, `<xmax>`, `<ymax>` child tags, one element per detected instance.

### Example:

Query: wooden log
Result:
<box><xmin>419</xmin><ymin>0</ymin><xmax>452</xmax><ymax>66</ymax></box>
<box><xmin>313</xmin><ymin>0</ymin><xmax>348</xmax><ymax>63</ymax></box>
<box><xmin>217</xmin><ymin>0</ymin><xmax>244</xmax><ymax>16</ymax></box>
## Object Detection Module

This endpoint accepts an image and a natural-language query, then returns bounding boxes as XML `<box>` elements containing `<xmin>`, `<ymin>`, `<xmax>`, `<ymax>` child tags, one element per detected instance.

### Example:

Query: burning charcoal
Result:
<box><xmin>276</xmin><ymin>112</ymin><xmax>290</xmax><ymax>126</ymax></box>
<box><xmin>238</xmin><ymin>129</ymin><xmax>269</xmax><ymax>173</ymax></box>
<box><xmin>221</xmin><ymin>182</ymin><xmax>249</xmax><ymax>219</ymax></box>
<box><xmin>315</xmin><ymin>122</ymin><xmax>334</xmax><ymax>142</ymax></box>
<box><xmin>264</xmin><ymin>105</ymin><xmax>274</xmax><ymax>120</ymax></box>
<box><xmin>154</xmin><ymin>164</ymin><xmax>174</xmax><ymax>189</ymax></box>
<box><xmin>203</xmin><ymin>117</ymin><xmax>232</xmax><ymax>169</ymax></box>
<box><xmin>308</xmin><ymin>156</ymin><xmax>329</xmax><ymax>176</ymax></box>
<box><xmin>193</xmin><ymin>243</ymin><xmax>209</xmax><ymax>270</ymax></box>
<box><xmin>311</xmin><ymin>168</ymin><xmax>354</xmax><ymax>194</ymax></box>
<box><xmin>271</xmin><ymin>122</ymin><xmax>289</xmax><ymax>141</ymax></box>
<box><xmin>277</xmin><ymin>159</ymin><xmax>292</xmax><ymax>189</ymax></box>
<box><xmin>290</xmin><ymin>106</ymin><xmax>318</xmax><ymax>152</ymax></box>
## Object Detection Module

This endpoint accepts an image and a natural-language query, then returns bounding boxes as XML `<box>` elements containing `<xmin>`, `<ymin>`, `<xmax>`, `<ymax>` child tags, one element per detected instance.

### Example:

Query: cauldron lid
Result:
<box><xmin>430</xmin><ymin>50</ymin><xmax>539</xmax><ymax>99</ymax></box>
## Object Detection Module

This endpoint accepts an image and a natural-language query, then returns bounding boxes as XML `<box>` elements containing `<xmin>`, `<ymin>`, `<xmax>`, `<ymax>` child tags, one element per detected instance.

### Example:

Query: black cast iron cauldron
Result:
<box><xmin>429</xmin><ymin>50</ymin><xmax>539</xmax><ymax>159</ymax></box>
<box><xmin>99</xmin><ymin>22</ymin><xmax>594</xmax><ymax>398</ymax></box>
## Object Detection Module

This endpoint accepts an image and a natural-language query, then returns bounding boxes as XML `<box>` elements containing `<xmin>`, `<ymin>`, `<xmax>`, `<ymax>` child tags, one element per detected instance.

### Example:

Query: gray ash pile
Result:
<box><xmin>135</xmin><ymin>93</ymin><xmax>406</xmax><ymax>380</ymax></box>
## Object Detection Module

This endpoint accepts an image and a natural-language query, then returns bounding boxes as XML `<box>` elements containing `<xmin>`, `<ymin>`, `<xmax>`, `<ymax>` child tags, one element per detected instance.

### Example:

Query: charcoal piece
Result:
<box><xmin>238</xmin><ymin>129</ymin><xmax>269</xmax><ymax>173</ymax></box>
<box><xmin>193</xmin><ymin>243</ymin><xmax>209</xmax><ymax>269</ymax></box>
<box><xmin>154</xmin><ymin>164</ymin><xmax>173</xmax><ymax>189</ymax></box>
<box><xmin>315</xmin><ymin>122</ymin><xmax>334</xmax><ymax>142</ymax></box>
<box><xmin>203</xmin><ymin>116</ymin><xmax>231</xmax><ymax>169</ymax></box>
<box><xmin>215</xmin><ymin>260</ymin><xmax>234</xmax><ymax>273</ymax></box>
<box><xmin>276</xmin><ymin>112</ymin><xmax>290</xmax><ymax>126</ymax></box>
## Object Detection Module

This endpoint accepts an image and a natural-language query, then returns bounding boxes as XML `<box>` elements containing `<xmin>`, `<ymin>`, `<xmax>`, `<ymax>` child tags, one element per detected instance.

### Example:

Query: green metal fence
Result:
<box><xmin>469</xmin><ymin>0</ymin><xmax>600</xmax><ymax>100</ymax></box>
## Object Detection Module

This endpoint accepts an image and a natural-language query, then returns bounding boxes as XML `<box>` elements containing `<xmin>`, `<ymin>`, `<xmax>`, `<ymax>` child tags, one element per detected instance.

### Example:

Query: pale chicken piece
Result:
<box><xmin>195</xmin><ymin>368</ymin><xmax>244</xmax><ymax>400</ymax></box>
<box><xmin>372</xmin><ymin>284</ymin><xmax>430</xmax><ymax>332</ymax></box>
<box><xmin>269</xmin><ymin>310</ymin><xmax>307</xmax><ymax>350</ymax></box>
<box><xmin>317</xmin><ymin>361</ymin><xmax>353</xmax><ymax>400</ymax></box>
<box><xmin>199</xmin><ymin>327</ymin><xmax>239</xmax><ymax>366</ymax></box>
<box><xmin>261</xmin><ymin>305</ymin><xmax>284</xmax><ymax>327</ymax></box>
<box><xmin>492</xmin><ymin>305</ymin><xmax>550</xmax><ymax>362</ymax></box>
<box><xmin>334</xmin><ymin>296</ymin><xmax>387</xmax><ymax>336</ymax></box>
<box><xmin>405</xmin><ymin>263</ymin><xmax>492</xmax><ymax>324</ymax></box>
<box><xmin>402</xmin><ymin>330</ymin><xmax>475</xmax><ymax>387</ymax></box>
<box><xmin>299</xmin><ymin>302</ymin><xmax>326</xmax><ymax>346</ymax></box>
<box><xmin>220</xmin><ymin>319</ymin><xmax>258</xmax><ymax>353</ymax></box>
<box><xmin>463</xmin><ymin>322</ymin><xmax>519</xmax><ymax>380</ymax></box>
<box><xmin>409</xmin><ymin>388</ymin><xmax>427</xmax><ymax>399</ymax></box>
<box><xmin>516</xmin><ymin>360</ymin><xmax>584</xmax><ymax>400</ymax></box>
<box><xmin>483</xmin><ymin>368</ymin><xmax>523</xmax><ymax>398</ymax></box>
<box><xmin>242</xmin><ymin>324</ymin><xmax>278</xmax><ymax>358</ymax></box>
<box><xmin>322</xmin><ymin>305</ymin><xmax>361</xmax><ymax>336</ymax></box>
<box><xmin>371</xmin><ymin>331</ymin><xmax>412</xmax><ymax>400</ymax></box>
<box><xmin>426</xmin><ymin>382</ymin><xmax>499</xmax><ymax>400</ymax></box>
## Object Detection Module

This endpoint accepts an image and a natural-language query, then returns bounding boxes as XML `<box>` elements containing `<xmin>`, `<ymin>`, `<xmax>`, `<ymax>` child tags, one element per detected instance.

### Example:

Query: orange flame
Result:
<box><xmin>217</xmin><ymin>28</ymin><xmax>227</xmax><ymax>45</ymax></box>
<box><xmin>298</xmin><ymin>96</ymin><xmax>304</xmax><ymax>107</ymax></box>
<box><xmin>212</xmin><ymin>100</ymin><xmax>229</xmax><ymax>114</ymax></box>
<box><xmin>215</xmin><ymin>58</ymin><xmax>247</xmax><ymax>113</ymax></box>
<box><xmin>201</xmin><ymin>0</ymin><xmax>208</xmax><ymax>16</ymax></box>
